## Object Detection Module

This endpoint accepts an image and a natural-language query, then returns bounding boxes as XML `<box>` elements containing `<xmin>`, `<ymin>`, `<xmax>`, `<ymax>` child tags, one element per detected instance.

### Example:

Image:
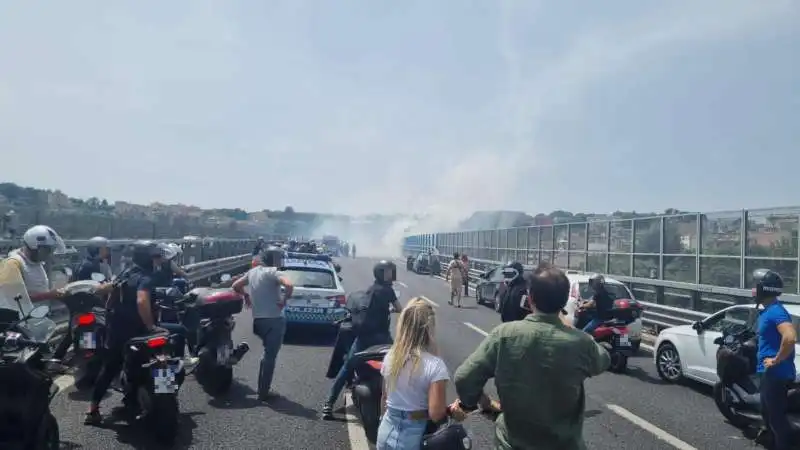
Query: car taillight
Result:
<box><xmin>76</xmin><ymin>313</ymin><xmax>96</xmax><ymax>326</ymax></box>
<box><xmin>328</xmin><ymin>295</ymin><xmax>346</xmax><ymax>306</ymax></box>
<box><xmin>146</xmin><ymin>336</ymin><xmax>168</xmax><ymax>349</ymax></box>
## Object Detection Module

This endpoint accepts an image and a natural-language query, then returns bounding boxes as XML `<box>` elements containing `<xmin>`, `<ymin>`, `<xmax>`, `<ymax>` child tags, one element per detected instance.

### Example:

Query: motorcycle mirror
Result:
<box><xmin>334</xmin><ymin>264</ymin><xmax>341</xmax><ymax>273</ymax></box>
<box><xmin>28</xmin><ymin>304</ymin><xmax>51</xmax><ymax>319</ymax></box>
<box><xmin>90</xmin><ymin>272</ymin><xmax>106</xmax><ymax>282</ymax></box>
<box><xmin>691</xmin><ymin>321</ymin><xmax>703</xmax><ymax>331</ymax></box>
<box><xmin>338</xmin><ymin>276</ymin><xmax>344</xmax><ymax>282</ymax></box>
<box><xmin>713</xmin><ymin>337</ymin><xmax>724</xmax><ymax>345</ymax></box>
<box><xmin>220</xmin><ymin>274</ymin><xmax>232</xmax><ymax>282</ymax></box>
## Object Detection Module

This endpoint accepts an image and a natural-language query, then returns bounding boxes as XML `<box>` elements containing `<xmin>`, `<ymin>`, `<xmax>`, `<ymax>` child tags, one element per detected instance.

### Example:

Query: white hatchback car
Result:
<box><xmin>563</xmin><ymin>273</ymin><xmax>644</xmax><ymax>352</ymax></box>
<box><xmin>653</xmin><ymin>303</ymin><xmax>800</xmax><ymax>385</ymax></box>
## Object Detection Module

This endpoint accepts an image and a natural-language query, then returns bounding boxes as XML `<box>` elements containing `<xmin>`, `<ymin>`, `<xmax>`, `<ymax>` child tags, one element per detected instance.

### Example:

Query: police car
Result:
<box><xmin>279</xmin><ymin>252</ymin><xmax>346</xmax><ymax>328</ymax></box>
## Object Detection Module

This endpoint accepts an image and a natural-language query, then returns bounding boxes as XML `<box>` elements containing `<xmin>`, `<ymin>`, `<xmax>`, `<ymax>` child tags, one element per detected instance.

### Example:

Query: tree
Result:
<box><xmin>284</xmin><ymin>206</ymin><xmax>295</xmax><ymax>214</ymax></box>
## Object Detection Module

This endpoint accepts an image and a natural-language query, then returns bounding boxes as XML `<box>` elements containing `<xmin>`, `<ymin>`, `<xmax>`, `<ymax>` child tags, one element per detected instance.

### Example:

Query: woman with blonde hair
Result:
<box><xmin>377</xmin><ymin>297</ymin><xmax>449</xmax><ymax>450</ymax></box>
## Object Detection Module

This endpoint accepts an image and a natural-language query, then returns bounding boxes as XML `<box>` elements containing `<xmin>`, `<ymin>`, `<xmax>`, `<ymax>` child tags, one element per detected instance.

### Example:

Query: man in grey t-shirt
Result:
<box><xmin>233</xmin><ymin>247</ymin><xmax>294</xmax><ymax>399</ymax></box>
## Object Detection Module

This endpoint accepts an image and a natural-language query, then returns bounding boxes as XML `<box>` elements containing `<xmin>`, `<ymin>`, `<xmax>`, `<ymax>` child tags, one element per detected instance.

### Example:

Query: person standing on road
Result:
<box><xmin>450</xmin><ymin>263</ymin><xmax>610</xmax><ymax>450</ymax></box>
<box><xmin>461</xmin><ymin>254</ymin><xmax>470</xmax><ymax>297</ymax></box>
<box><xmin>376</xmin><ymin>298</ymin><xmax>450</xmax><ymax>449</ymax></box>
<box><xmin>232</xmin><ymin>246</ymin><xmax>294</xmax><ymax>400</ymax></box>
<box><xmin>498</xmin><ymin>262</ymin><xmax>528</xmax><ymax>323</ymax></box>
<box><xmin>446</xmin><ymin>252</ymin><xmax>465</xmax><ymax>307</ymax></box>
<box><xmin>72</xmin><ymin>236</ymin><xmax>113</xmax><ymax>282</ymax></box>
<box><xmin>751</xmin><ymin>269</ymin><xmax>796</xmax><ymax>450</ymax></box>
<box><xmin>5</xmin><ymin>225</ymin><xmax>68</xmax><ymax>302</ymax></box>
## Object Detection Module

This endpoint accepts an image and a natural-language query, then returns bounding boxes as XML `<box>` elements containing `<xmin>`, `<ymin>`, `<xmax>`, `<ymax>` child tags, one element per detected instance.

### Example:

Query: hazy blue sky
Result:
<box><xmin>1</xmin><ymin>1</ymin><xmax>798</xmax><ymax>218</ymax></box>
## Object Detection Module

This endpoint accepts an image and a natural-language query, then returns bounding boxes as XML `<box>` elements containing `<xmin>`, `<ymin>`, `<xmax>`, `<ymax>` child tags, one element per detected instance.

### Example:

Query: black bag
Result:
<box><xmin>346</xmin><ymin>290</ymin><xmax>374</xmax><ymax>336</ymax></box>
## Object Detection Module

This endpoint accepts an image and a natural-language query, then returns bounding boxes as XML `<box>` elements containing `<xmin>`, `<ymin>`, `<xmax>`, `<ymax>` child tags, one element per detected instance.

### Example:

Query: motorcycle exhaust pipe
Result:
<box><xmin>228</xmin><ymin>342</ymin><xmax>250</xmax><ymax>365</ymax></box>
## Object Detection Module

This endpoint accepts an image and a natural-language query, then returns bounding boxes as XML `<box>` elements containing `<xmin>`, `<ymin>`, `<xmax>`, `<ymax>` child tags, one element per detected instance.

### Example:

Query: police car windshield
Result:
<box><xmin>278</xmin><ymin>268</ymin><xmax>336</xmax><ymax>289</ymax></box>
<box><xmin>578</xmin><ymin>283</ymin><xmax>631</xmax><ymax>300</ymax></box>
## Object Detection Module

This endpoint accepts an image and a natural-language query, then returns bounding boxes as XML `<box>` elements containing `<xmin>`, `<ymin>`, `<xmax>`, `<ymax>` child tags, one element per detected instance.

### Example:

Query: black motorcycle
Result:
<box><xmin>712</xmin><ymin>327</ymin><xmax>800</xmax><ymax>440</ymax></box>
<box><xmin>117</xmin><ymin>327</ymin><xmax>186</xmax><ymax>444</ymax></box>
<box><xmin>0</xmin><ymin>303</ymin><xmax>60</xmax><ymax>450</ymax></box>
<box><xmin>58</xmin><ymin>277</ymin><xmax>107</xmax><ymax>389</ymax></box>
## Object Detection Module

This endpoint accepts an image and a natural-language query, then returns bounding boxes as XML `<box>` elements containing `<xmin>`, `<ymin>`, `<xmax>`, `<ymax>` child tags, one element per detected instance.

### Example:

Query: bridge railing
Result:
<box><xmin>403</xmin><ymin>245</ymin><xmax>800</xmax><ymax>334</ymax></box>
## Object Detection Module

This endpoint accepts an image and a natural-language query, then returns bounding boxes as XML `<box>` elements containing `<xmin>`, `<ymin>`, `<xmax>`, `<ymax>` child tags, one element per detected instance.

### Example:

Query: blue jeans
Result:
<box><xmin>760</xmin><ymin>372</ymin><xmax>792</xmax><ymax>450</ymax></box>
<box><xmin>326</xmin><ymin>338</ymin><xmax>365</xmax><ymax>405</ymax></box>
<box><xmin>376</xmin><ymin>407</ymin><xmax>428</xmax><ymax>450</ymax></box>
<box><xmin>581</xmin><ymin>317</ymin><xmax>604</xmax><ymax>334</ymax></box>
<box><xmin>253</xmin><ymin>317</ymin><xmax>286</xmax><ymax>396</ymax></box>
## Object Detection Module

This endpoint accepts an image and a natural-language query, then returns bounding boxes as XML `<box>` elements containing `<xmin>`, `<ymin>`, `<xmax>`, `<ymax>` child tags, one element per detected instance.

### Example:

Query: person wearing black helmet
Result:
<box><xmin>85</xmin><ymin>240</ymin><xmax>170</xmax><ymax>425</ymax></box>
<box><xmin>321</xmin><ymin>259</ymin><xmax>403</xmax><ymax>419</ymax></box>
<box><xmin>752</xmin><ymin>269</ymin><xmax>796</xmax><ymax>450</ymax></box>
<box><xmin>71</xmin><ymin>236</ymin><xmax>112</xmax><ymax>282</ymax></box>
<box><xmin>498</xmin><ymin>261</ymin><xmax>528</xmax><ymax>323</ymax></box>
<box><xmin>576</xmin><ymin>274</ymin><xmax>614</xmax><ymax>335</ymax></box>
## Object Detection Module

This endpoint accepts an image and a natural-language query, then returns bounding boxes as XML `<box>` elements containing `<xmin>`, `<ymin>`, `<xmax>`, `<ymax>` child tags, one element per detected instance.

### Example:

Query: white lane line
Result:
<box><xmin>419</xmin><ymin>295</ymin><xmax>439</xmax><ymax>308</ymax></box>
<box><xmin>344</xmin><ymin>393</ymin><xmax>370</xmax><ymax>450</ymax></box>
<box><xmin>395</xmin><ymin>281</ymin><xmax>408</xmax><ymax>288</ymax></box>
<box><xmin>463</xmin><ymin>322</ymin><xmax>489</xmax><ymax>337</ymax></box>
<box><xmin>54</xmin><ymin>374</ymin><xmax>76</xmax><ymax>394</ymax></box>
<box><xmin>606</xmin><ymin>404</ymin><xmax>698</xmax><ymax>450</ymax></box>
<box><xmin>640</xmin><ymin>343</ymin><xmax>654</xmax><ymax>354</ymax></box>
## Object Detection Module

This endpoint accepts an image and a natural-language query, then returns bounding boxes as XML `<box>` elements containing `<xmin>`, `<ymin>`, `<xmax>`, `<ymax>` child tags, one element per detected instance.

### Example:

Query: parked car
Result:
<box><xmin>653</xmin><ymin>303</ymin><xmax>800</xmax><ymax>386</ymax></box>
<box><xmin>406</xmin><ymin>253</ymin><xmax>441</xmax><ymax>276</ymax></box>
<box><xmin>562</xmin><ymin>273</ymin><xmax>644</xmax><ymax>352</ymax></box>
<box><xmin>475</xmin><ymin>265</ymin><xmax>533</xmax><ymax>311</ymax></box>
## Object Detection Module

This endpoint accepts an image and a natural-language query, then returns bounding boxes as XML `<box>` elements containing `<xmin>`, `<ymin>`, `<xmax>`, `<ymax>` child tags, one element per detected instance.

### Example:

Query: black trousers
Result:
<box><xmin>760</xmin><ymin>373</ymin><xmax>792</xmax><ymax>450</ymax></box>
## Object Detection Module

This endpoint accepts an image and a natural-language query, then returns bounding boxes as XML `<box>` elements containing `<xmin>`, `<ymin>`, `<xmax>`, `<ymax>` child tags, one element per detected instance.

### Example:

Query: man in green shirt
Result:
<box><xmin>451</xmin><ymin>263</ymin><xmax>611</xmax><ymax>449</ymax></box>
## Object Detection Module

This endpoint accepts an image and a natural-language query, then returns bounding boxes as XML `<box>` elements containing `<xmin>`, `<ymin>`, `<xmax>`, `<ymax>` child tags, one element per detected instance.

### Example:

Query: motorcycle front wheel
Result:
<box><xmin>608</xmin><ymin>352</ymin><xmax>628</xmax><ymax>373</ymax></box>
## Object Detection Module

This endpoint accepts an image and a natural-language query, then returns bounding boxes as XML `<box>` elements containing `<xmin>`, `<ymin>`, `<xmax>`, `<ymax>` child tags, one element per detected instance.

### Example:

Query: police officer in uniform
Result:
<box><xmin>85</xmin><ymin>240</ymin><xmax>169</xmax><ymax>425</ymax></box>
<box><xmin>322</xmin><ymin>260</ymin><xmax>403</xmax><ymax>419</ymax></box>
<box><xmin>752</xmin><ymin>269</ymin><xmax>796</xmax><ymax>450</ymax></box>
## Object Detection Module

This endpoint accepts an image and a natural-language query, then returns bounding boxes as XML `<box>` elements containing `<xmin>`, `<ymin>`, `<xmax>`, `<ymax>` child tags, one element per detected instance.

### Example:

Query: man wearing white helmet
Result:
<box><xmin>5</xmin><ymin>225</ymin><xmax>67</xmax><ymax>301</ymax></box>
<box><xmin>72</xmin><ymin>236</ymin><xmax>113</xmax><ymax>282</ymax></box>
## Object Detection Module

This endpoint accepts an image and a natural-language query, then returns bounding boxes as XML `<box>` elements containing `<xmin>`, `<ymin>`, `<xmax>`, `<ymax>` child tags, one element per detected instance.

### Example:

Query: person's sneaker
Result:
<box><xmin>84</xmin><ymin>409</ymin><xmax>102</xmax><ymax>426</ymax></box>
<box><xmin>321</xmin><ymin>403</ymin><xmax>334</xmax><ymax>420</ymax></box>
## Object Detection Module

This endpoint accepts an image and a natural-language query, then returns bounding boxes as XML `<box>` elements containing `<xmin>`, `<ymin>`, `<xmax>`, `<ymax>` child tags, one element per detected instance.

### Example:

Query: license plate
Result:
<box><xmin>286</xmin><ymin>307</ymin><xmax>326</xmax><ymax>314</ymax></box>
<box><xmin>152</xmin><ymin>367</ymin><xmax>177</xmax><ymax>394</ymax></box>
<box><xmin>80</xmin><ymin>332</ymin><xmax>97</xmax><ymax>350</ymax></box>
<box><xmin>617</xmin><ymin>334</ymin><xmax>631</xmax><ymax>347</ymax></box>
<box><xmin>217</xmin><ymin>344</ymin><xmax>232</xmax><ymax>365</ymax></box>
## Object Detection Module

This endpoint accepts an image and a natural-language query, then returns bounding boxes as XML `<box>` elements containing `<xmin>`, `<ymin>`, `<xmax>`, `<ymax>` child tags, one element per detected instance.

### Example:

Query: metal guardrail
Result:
<box><xmin>403</xmin><ymin>247</ymin><xmax>792</xmax><ymax>334</ymax></box>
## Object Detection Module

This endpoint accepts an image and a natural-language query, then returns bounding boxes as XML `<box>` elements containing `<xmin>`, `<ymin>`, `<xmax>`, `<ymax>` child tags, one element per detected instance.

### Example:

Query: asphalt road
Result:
<box><xmin>49</xmin><ymin>257</ymin><xmax>763</xmax><ymax>449</ymax></box>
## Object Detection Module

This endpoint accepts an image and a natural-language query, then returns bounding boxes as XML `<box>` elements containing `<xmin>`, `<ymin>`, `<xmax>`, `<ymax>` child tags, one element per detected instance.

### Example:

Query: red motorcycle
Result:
<box><xmin>574</xmin><ymin>299</ymin><xmax>638</xmax><ymax>373</ymax></box>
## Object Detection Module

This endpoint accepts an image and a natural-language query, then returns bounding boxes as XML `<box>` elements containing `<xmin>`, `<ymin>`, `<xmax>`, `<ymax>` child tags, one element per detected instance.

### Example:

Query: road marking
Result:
<box><xmin>419</xmin><ymin>295</ymin><xmax>439</xmax><ymax>308</ymax></box>
<box><xmin>54</xmin><ymin>374</ymin><xmax>76</xmax><ymax>395</ymax></box>
<box><xmin>641</xmin><ymin>343</ymin><xmax>654</xmax><ymax>354</ymax></box>
<box><xmin>463</xmin><ymin>322</ymin><xmax>489</xmax><ymax>336</ymax></box>
<box><xmin>344</xmin><ymin>392</ymin><xmax>371</xmax><ymax>450</ymax></box>
<box><xmin>606</xmin><ymin>404</ymin><xmax>698</xmax><ymax>450</ymax></box>
<box><xmin>395</xmin><ymin>281</ymin><xmax>408</xmax><ymax>288</ymax></box>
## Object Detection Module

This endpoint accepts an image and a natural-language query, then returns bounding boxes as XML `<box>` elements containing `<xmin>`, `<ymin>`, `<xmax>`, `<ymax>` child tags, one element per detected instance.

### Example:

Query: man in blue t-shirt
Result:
<box><xmin>753</xmin><ymin>269</ymin><xmax>796</xmax><ymax>450</ymax></box>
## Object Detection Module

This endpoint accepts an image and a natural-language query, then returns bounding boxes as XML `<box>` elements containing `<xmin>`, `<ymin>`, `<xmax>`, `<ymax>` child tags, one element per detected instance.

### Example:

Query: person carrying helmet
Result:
<box><xmin>752</xmin><ymin>269</ymin><xmax>796</xmax><ymax>450</ymax></box>
<box><xmin>72</xmin><ymin>236</ymin><xmax>113</xmax><ymax>282</ymax></box>
<box><xmin>5</xmin><ymin>225</ymin><xmax>68</xmax><ymax>301</ymax></box>
<box><xmin>232</xmin><ymin>246</ymin><xmax>294</xmax><ymax>400</ymax></box>
<box><xmin>321</xmin><ymin>260</ymin><xmax>403</xmax><ymax>419</ymax></box>
<box><xmin>576</xmin><ymin>274</ymin><xmax>614</xmax><ymax>334</ymax></box>
<box><xmin>498</xmin><ymin>261</ymin><xmax>529</xmax><ymax>323</ymax></box>
<box><xmin>84</xmin><ymin>240</ymin><xmax>181</xmax><ymax>425</ymax></box>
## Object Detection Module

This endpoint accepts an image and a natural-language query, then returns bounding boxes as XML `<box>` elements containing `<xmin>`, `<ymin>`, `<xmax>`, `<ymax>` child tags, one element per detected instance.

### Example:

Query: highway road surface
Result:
<box><xmin>49</xmin><ymin>257</ymin><xmax>763</xmax><ymax>449</ymax></box>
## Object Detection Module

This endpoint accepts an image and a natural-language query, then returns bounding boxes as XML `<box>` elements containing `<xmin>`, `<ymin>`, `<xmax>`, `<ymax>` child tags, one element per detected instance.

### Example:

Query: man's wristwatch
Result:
<box><xmin>458</xmin><ymin>400</ymin><xmax>479</xmax><ymax>412</ymax></box>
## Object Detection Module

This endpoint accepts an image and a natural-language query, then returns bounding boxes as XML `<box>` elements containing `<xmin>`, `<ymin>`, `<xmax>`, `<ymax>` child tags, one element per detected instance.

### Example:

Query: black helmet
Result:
<box><xmin>589</xmin><ymin>273</ymin><xmax>605</xmax><ymax>286</ymax></box>
<box><xmin>421</xmin><ymin>422</ymin><xmax>471</xmax><ymax>449</ymax></box>
<box><xmin>502</xmin><ymin>261</ymin><xmax>524</xmax><ymax>281</ymax></box>
<box><xmin>130</xmin><ymin>240</ymin><xmax>163</xmax><ymax>270</ymax></box>
<box><xmin>752</xmin><ymin>268</ymin><xmax>783</xmax><ymax>298</ymax></box>
<box><xmin>262</xmin><ymin>246</ymin><xmax>284</xmax><ymax>267</ymax></box>
<box><xmin>373</xmin><ymin>260</ymin><xmax>396</xmax><ymax>283</ymax></box>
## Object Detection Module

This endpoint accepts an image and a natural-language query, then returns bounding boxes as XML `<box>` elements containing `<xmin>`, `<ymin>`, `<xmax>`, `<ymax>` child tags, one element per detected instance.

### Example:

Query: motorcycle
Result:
<box><xmin>117</xmin><ymin>325</ymin><xmax>187</xmax><ymax>444</ymax></box>
<box><xmin>712</xmin><ymin>327</ymin><xmax>800</xmax><ymax>441</ymax></box>
<box><xmin>574</xmin><ymin>301</ymin><xmax>636</xmax><ymax>373</ymax></box>
<box><xmin>0</xmin><ymin>302</ymin><xmax>61</xmax><ymax>450</ymax></box>
<box><xmin>57</xmin><ymin>273</ymin><xmax>108</xmax><ymax>389</ymax></box>
<box><xmin>156</xmin><ymin>278</ymin><xmax>249</xmax><ymax>396</ymax></box>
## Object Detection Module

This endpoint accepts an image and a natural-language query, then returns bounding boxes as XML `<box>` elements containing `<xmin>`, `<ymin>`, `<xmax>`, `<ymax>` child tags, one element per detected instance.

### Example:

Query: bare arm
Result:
<box><xmin>775</xmin><ymin>322</ymin><xmax>798</xmax><ymax>363</ymax></box>
<box><xmin>428</xmin><ymin>380</ymin><xmax>448</xmax><ymax>422</ymax></box>
<box><xmin>136</xmin><ymin>290</ymin><xmax>156</xmax><ymax>329</ymax></box>
<box><xmin>278</xmin><ymin>276</ymin><xmax>294</xmax><ymax>302</ymax></box>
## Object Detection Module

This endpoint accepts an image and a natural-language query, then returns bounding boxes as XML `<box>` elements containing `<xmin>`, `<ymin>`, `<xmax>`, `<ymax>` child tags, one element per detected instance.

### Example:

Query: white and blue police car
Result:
<box><xmin>279</xmin><ymin>252</ymin><xmax>346</xmax><ymax>328</ymax></box>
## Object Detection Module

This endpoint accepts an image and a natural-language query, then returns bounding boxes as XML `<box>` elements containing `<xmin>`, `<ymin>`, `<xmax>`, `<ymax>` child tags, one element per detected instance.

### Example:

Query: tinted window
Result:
<box><xmin>278</xmin><ymin>268</ymin><xmax>336</xmax><ymax>289</ymax></box>
<box><xmin>578</xmin><ymin>283</ymin><xmax>632</xmax><ymax>300</ymax></box>
<box><xmin>706</xmin><ymin>307</ymin><xmax>752</xmax><ymax>333</ymax></box>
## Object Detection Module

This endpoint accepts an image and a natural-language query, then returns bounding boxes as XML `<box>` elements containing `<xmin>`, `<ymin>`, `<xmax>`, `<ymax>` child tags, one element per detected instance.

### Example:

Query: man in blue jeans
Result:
<box><xmin>232</xmin><ymin>247</ymin><xmax>293</xmax><ymax>400</ymax></box>
<box><xmin>577</xmin><ymin>274</ymin><xmax>614</xmax><ymax>334</ymax></box>
<box><xmin>752</xmin><ymin>269</ymin><xmax>796</xmax><ymax>450</ymax></box>
<box><xmin>322</xmin><ymin>260</ymin><xmax>403</xmax><ymax>419</ymax></box>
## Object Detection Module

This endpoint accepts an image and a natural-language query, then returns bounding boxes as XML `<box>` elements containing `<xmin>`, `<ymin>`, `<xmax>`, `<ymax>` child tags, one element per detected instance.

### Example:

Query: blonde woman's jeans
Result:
<box><xmin>376</xmin><ymin>407</ymin><xmax>428</xmax><ymax>450</ymax></box>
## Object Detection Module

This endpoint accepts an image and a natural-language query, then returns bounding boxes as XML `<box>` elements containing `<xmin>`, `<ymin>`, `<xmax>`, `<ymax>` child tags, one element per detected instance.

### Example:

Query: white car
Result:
<box><xmin>563</xmin><ymin>273</ymin><xmax>644</xmax><ymax>351</ymax></box>
<box><xmin>653</xmin><ymin>303</ymin><xmax>800</xmax><ymax>385</ymax></box>
<box><xmin>279</xmin><ymin>255</ymin><xmax>347</xmax><ymax>328</ymax></box>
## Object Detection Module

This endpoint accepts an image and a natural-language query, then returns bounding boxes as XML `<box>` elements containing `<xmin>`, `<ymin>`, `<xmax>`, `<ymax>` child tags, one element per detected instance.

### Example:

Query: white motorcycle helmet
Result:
<box><xmin>22</xmin><ymin>225</ymin><xmax>67</xmax><ymax>261</ymax></box>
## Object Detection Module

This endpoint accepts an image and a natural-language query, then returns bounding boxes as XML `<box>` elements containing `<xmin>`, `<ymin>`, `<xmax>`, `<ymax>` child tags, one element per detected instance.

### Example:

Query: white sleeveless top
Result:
<box><xmin>7</xmin><ymin>249</ymin><xmax>50</xmax><ymax>295</ymax></box>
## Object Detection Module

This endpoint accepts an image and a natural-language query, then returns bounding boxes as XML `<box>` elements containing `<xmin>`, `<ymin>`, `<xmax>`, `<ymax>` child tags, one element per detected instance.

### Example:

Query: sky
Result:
<box><xmin>1</xmin><ymin>0</ymin><xmax>798</xmax><ymax>221</ymax></box>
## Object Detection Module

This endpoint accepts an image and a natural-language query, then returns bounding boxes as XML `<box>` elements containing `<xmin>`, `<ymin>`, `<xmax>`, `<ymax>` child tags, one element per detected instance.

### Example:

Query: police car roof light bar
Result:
<box><xmin>285</xmin><ymin>252</ymin><xmax>332</xmax><ymax>262</ymax></box>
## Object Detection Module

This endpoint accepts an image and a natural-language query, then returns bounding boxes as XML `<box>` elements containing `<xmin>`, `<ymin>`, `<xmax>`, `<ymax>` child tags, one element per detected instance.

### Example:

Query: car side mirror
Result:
<box><xmin>713</xmin><ymin>337</ymin><xmax>724</xmax><ymax>345</ymax></box>
<box><xmin>338</xmin><ymin>276</ymin><xmax>343</xmax><ymax>282</ymax></box>
<box><xmin>692</xmin><ymin>321</ymin><xmax>703</xmax><ymax>332</ymax></box>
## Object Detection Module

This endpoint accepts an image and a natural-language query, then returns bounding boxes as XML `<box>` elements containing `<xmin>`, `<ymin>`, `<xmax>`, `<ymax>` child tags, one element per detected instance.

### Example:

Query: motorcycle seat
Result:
<box><xmin>352</xmin><ymin>344</ymin><xmax>391</xmax><ymax>364</ymax></box>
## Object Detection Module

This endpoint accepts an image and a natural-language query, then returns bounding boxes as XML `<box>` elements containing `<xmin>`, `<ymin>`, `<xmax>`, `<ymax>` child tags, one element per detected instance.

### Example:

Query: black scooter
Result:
<box><xmin>712</xmin><ymin>327</ymin><xmax>800</xmax><ymax>442</ymax></box>
<box><xmin>57</xmin><ymin>276</ymin><xmax>108</xmax><ymax>389</ymax></box>
<box><xmin>0</xmin><ymin>302</ymin><xmax>61</xmax><ymax>450</ymax></box>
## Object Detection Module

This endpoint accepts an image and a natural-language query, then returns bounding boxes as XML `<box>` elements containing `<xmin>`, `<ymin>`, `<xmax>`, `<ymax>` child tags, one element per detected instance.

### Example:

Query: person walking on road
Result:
<box><xmin>450</xmin><ymin>263</ymin><xmax>610</xmax><ymax>449</ymax></box>
<box><xmin>461</xmin><ymin>254</ymin><xmax>470</xmax><ymax>297</ymax></box>
<box><xmin>232</xmin><ymin>246</ymin><xmax>293</xmax><ymax>400</ymax></box>
<box><xmin>446</xmin><ymin>252</ymin><xmax>465</xmax><ymax>307</ymax></box>
<box><xmin>376</xmin><ymin>298</ymin><xmax>450</xmax><ymax>449</ymax></box>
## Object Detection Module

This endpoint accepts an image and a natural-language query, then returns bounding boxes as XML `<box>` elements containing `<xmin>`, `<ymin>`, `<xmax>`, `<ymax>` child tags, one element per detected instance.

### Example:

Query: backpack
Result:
<box><xmin>347</xmin><ymin>287</ymin><xmax>387</xmax><ymax>338</ymax></box>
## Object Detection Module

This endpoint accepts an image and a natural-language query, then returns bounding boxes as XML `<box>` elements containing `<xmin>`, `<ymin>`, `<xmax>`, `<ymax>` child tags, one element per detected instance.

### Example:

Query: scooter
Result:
<box><xmin>574</xmin><ymin>305</ymin><xmax>634</xmax><ymax>373</ymax></box>
<box><xmin>712</xmin><ymin>327</ymin><xmax>800</xmax><ymax>442</ymax></box>
<box><xmin>0</xmin><ymin>302</ymin><xmax>61</xmax><ymax>450</ymax></box>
